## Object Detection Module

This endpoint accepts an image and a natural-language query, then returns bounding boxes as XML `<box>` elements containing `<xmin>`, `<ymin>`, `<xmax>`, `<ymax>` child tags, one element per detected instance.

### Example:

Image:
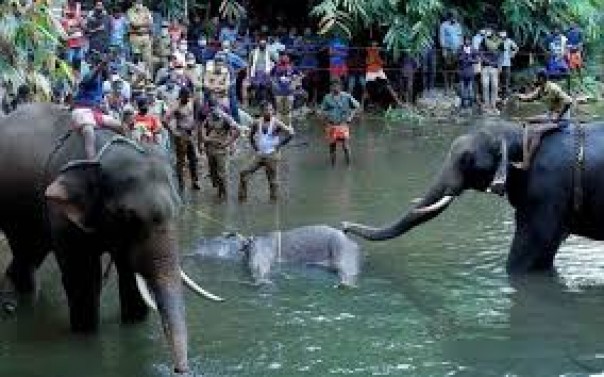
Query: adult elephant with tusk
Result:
<box><xmin>0</xmin><ymin>103</ymin><xmax>222</xmax><ymax>373</ymax></box>
<box><xmin>343</xmin><ymin>120</ymin><xmax>604</xmax><ymax>274</ymax></box>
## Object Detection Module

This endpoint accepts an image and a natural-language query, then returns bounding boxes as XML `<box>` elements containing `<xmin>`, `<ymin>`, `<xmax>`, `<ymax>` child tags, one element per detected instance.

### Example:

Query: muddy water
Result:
<box><xmin>3</xmin><ymin>114</ymin><xmax>604</xmax><ymax>377</ymax></box>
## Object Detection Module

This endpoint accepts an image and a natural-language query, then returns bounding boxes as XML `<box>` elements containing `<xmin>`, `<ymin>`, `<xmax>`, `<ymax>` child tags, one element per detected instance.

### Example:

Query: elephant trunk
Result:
<box><xmin>153</xmin><ymin>276</ymin><xmax>189</xmax><ymax>374</ymax></box>
<box><xmin>139</xmin><ymin>223</ymin><xmax>189</xmax><ymax>374</ymax></box>
<box><xmin>343</xmin><ymin>168</ymin><xmax>461</xmax><ymax>241</ymax></box>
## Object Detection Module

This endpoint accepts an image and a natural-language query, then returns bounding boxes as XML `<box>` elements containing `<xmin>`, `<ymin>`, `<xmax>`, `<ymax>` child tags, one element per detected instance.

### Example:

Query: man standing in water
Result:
<box><xmin>200</xmin><ymin>104</ymin><xmax>241</xmax><ymax>200</ymax></box>
<box><xmin>320</xmin><ymin>80</ymin><xmax>360</xmax><ymax>167</ymax></box>
<box><xmin>238</xmin><ymin>102</ymin><xmax>293</xmax><ymax>202</ymax></box>
<box><xmin>165</xmin><ymin>87</ymin><xmax>201</xmax><ymax>191</ymax></box>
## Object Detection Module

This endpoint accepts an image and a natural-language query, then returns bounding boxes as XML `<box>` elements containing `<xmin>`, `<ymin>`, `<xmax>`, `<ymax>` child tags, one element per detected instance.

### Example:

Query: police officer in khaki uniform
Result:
<box><xmin>127</xmin><ymin>0</ymin><xmax>153</xmax><ymax>69</ymax></box>
<box><xmin>200</xmin><ymin>106</ymin><xmax>241</xmax><ymax>200</ymax></box>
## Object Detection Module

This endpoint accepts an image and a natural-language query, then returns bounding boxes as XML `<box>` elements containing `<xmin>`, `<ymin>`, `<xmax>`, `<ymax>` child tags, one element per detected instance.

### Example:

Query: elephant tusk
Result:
<box><xmin>180</xmin><ymin>269</ymin><xmax>225</xmax><ymax>303</ymax></box>
<box><xmin>135</xmin><ymin>273</ymin><xmax>158</xmax><ymax>311</ymax></box>
<box><xmin>412</xmin><ymin>195</ymin><xmax>455</xmax><ymax>214</ymax></box>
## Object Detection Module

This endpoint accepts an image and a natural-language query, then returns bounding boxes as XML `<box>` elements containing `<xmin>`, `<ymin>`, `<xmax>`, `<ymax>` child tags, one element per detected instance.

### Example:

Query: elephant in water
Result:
<box><xmin>0</xmin><ymin>103</ymin><xmax>223</xmax><ymax>373</ymax></box>
<box><xmin>343</xmin><ymin>120</ymin><xmax>604</xmax><ymax>274</ymax></box>
<box><xmin>189</xmin><ymin>225</ymin><xmax>361</xmax><ymax>287</ymax></box>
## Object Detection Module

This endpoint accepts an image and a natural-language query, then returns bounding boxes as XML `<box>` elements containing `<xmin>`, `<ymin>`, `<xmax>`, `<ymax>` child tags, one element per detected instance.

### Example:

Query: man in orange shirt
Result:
<box><xmin>365</xmin><ymin>41</ymin><xmax>402</xmax><ymax>108</ymax></box>
<box><xmin>131</xmin><ymin>96</ymin><xmax>163</xmax><ymax>145</ymax></box>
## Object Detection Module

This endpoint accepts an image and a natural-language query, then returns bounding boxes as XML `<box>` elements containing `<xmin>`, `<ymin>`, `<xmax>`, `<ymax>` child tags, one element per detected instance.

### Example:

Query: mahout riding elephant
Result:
<box><xmin>0</xmin><ymin>103</ymin><xmax>223</xmax><ymax>373</ymax></box>
<box><xmin>343</xmin><ymin>121</ymin><xmax>604</xmax><ymax>273</ymax></box>
<box><xmin>189</xmin><ymin>225</ymin><xmax>361</xmax><ymax>286</ymax></box>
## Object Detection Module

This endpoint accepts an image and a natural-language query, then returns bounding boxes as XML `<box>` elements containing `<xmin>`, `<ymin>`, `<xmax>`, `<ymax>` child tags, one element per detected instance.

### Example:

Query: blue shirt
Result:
<box><xmin>271</xmin><ymin>65</ymin><xmax>298</xmax><ymax>96</ymax></box>
<box><xmin>566</xmin><ymin>27</ymin><xmax>582</xmax><ymax>47</ymax></box>
<box><xmin>439</xmin><ymin>20</ymin><xmax>463</xmax><ymax>50</ymax></box>
<box><xmin>225</xmin><ymin>51</ymin><xmax>247</xmax><ymax>71</ymax></box>
<box><xmin>298</xmin><ymin>38</ymin><xmax>319</xmax><ymax>69</ymax></box>
<box><xmin>219</xmin><ymin>27</ymin><xmax>238</xmax><ymax>43</ymax></box>
<box><xmin>74</xmin><ymin>72</ymin><xmax>104</xmax><ymax>107</ymax></box>
<box><xmin>320</xmin><ymin>92</ymin><xmax>360</xmax><ymax>124</ymax></box>
<box><xmin>329</xmin><ymin>38</ymin><xmax>349</xmax><ymax>67</ymax></box>
<box><xmin>109</xmin><ymin>15</ymin><xmax>128</xmax><ymax>47</ymax></box>
<box><xmin>458</xmin><ymin>48</ymin><xmax>479</xmax><ymax>79</ymax></box>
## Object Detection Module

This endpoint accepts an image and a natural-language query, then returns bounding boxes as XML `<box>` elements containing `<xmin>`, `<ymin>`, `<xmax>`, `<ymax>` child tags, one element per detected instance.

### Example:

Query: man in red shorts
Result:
<box><xmin>320</xmin><ymin>80</ymin><xmax>360</xmax><ymax>167</ymax></box>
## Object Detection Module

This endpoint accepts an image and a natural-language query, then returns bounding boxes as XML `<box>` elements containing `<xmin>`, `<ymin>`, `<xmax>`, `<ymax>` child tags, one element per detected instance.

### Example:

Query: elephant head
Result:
<box><xmin>343</xmin><ymin>124</ymin><xmax>524</xmax><ymax>241</ymax></box>
<box><xmin>44</xmin><ymin>141</ymin><xmax>223</xmax><ymax>373</ymax></box>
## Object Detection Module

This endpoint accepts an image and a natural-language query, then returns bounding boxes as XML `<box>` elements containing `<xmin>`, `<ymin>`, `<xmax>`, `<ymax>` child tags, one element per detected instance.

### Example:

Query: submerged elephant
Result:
<box><xmin>343</xmin><ymin>121</ymin><xmax>604</xmax><ymax>273</ymax></box>
<box><xmin>190</xmin><ymin>225</ymin><xmax>361</xmax><ymax>286</ymax></box>
<box><xmin>0</xmin><ymin>103</ymin><xmax>223</xmax><ymax>373</ymax></box>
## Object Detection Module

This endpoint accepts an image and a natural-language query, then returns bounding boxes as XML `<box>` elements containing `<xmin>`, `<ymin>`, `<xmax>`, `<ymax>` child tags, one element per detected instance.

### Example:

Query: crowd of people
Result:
<box><xmin>0</xmin><ymin>1</ymin><xmax>587</xmax><ymax>200</ymax></box>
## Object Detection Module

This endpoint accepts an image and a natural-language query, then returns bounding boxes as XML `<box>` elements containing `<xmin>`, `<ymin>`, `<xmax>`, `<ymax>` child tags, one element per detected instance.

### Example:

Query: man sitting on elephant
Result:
<box><xmin>512</xmin><ymin>70</ymin><xmax>573</xmax><ymax>170</ymax></box>
<box><xmin>71</xmin><ymin>57</ymin><xmax>124</xmax><ymax>159</ymax></box>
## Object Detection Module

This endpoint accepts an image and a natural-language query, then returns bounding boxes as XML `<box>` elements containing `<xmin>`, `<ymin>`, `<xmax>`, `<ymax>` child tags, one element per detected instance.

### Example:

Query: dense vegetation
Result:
<box><xmin>311</xmin><ymin>0</ymin><xmax>604</xmax><ymax>57</ymax></box>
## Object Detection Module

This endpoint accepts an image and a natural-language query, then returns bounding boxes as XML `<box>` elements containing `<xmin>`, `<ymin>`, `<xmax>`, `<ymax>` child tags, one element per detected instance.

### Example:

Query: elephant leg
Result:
<box><xmin>507</xmin><ymin>205</ymin><xmax>567</xmax><ymax>274</ymax></box>
<box><xmin>115</xmin><ymin>260</ymin><xmax>148</xmax><ymax>324</ymax></box>
<box><xmin>55</xmin><ymin>249</ymin><xmax>102</xmax><ymax>332</ymax></box>
<box><xmin>3</xmin><ymin>229</ymin><xmax>49</xmax><ymax>294</ymax></box>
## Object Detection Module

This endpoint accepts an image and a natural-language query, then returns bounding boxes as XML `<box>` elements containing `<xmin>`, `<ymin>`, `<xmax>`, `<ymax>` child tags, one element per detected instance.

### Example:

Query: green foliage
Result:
<box><xmin>312</xmin><ymin>0</ymin><xmax>604</xmax><ymax>58</ymax></box>
<box><xmin>0</xmin><ymin>2</ymin><xmax>70</xmax><ymax>99</ymax></box>
<box><xmin>385</xmin><ymin>106</ymin><xmax>425</xmax><ymax>124</ymax></box>
<box><xmin>501</xmin><ymin>0</ymin><xmax>604</xmax><ymax>48</ymax></box>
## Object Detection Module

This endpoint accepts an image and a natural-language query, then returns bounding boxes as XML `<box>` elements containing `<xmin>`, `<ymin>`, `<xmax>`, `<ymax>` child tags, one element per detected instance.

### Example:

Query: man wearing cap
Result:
<box><xmin>320</xmin><ymin>79</ymin><xmax>360</xmax><ymax>167</ymax></box>
<box><xmin>238</xmin><ymin>102</ymin><xmax>293</xmax><ymax>202</ymax></box>
<box><xmin>127</xmin><ymin>0</ymin><xmax>153</xmax><ymax>69</ymax></box>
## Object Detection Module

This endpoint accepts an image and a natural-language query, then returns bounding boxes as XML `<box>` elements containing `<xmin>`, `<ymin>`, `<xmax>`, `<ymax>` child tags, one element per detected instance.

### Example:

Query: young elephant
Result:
<box><xmin>192</xmin><ymin>225</ymin><xmax>361</xmax><ymax>287</ymax></box>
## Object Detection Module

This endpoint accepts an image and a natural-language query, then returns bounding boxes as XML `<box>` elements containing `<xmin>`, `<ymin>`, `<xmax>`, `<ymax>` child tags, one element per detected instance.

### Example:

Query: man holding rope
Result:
<box><xmin>512</xmin><ymin>70</ymin><xmax>573</xmax><ymax>170</ymax></box>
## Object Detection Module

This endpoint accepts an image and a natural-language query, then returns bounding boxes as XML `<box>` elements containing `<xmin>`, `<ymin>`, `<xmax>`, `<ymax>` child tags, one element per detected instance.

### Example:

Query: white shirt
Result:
<box><xmin>102</xmin><ymin>77</ymin><xmax>131</xmax><ymax>100</ymax></box>
<box><xmin>500</xmin><ymin>38</ymin><xmax>518</xmax><ymax>67</ymax></box>
<box><xmin>256</xmin><ymin>119</ymin><xmax>280</xmax><ymax>156</ymax></box>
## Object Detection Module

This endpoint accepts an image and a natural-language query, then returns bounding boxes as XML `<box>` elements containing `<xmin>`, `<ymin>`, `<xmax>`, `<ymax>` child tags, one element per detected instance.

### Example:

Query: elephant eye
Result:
<box><xmin>459</xmin><ymin>151</ymin><xmax>474</xmax><ymax>168</ymax></box>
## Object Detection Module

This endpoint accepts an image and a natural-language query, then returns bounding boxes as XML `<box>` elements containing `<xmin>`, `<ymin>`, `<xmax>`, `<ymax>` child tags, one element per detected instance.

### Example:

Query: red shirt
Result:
<box><xmin>62</xmin><ymin>16</ymin><xmax>84</xmax><ymax>48</ymax></box>
<box><xmin>133</xmin><ymin>114</ymin><xmax>162</xmax><ymax>143</ymax></box>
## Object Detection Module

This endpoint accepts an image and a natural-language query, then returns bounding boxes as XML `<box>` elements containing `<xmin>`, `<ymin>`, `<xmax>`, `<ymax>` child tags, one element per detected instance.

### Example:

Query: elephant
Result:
<box><xmin>343</xmin><ymin>121</ymin><xmax>604</xmax><ymax>274</ymax></box>
<box><xmin>0</xmin><ymin>103</ymin><xmax>223</xmax><ymax>373</ymax></box>
<box><xmin>189</xmin><ymin>225</ymin><xmax>361</xmax><ymax>287</ymax></box>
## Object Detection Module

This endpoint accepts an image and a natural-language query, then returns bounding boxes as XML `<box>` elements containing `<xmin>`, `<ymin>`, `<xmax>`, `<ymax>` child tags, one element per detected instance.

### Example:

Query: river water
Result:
<box><xmin>3</xmin><ymin>115</ymin><xmax>604</xmax><ymax>377</ymax></box>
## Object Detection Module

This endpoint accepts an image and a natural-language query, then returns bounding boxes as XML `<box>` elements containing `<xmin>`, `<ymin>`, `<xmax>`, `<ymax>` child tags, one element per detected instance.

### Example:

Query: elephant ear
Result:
<box><xmin>45</xmin><ymin>161</ymin><xmax>103</xmax><ymax>232</ymax></box>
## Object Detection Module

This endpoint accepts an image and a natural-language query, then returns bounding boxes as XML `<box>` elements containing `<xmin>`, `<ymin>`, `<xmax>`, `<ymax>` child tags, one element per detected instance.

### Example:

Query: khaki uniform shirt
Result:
<box><xmin>127</xmin><ymin>6</ymin><xmax>152</xmax><ymax>35</ymax></box>
<box><xmin>540</xmin><ymin>81</ymin><xmax>573</xmax><ymax>119</ymax></box>
<box><xmin>203</xmin><ymin>62</ymin><xmax>230</xmax><ymax>98</ymax></box>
